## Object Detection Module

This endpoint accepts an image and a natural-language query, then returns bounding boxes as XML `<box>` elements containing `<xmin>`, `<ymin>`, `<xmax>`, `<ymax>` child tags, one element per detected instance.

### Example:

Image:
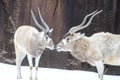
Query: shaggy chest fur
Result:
<box><xmin>71</xmin><ymin>38</ymin><xmax>100</xmax><ymax>65</ymax></box>
<box><xmin>26</xmin><ymin>38</ymin><xmax>45</xmax><ymax>57</ymax></box>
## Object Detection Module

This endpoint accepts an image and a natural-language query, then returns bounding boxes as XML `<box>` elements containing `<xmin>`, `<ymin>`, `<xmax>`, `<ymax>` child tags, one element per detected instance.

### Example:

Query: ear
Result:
<box><xmin>33</xmin><ymin>32</ymin><xmax>38</xmax><ymax>38</ymax></box>
<box><xmin>82</xmin><ymin>33</ymin><xmax>85</xmax><ymax>36</ymax></box>
<box><xmin>49</xmin><ymin>28</ymin><xmax>53</xmax><ymax>33</ymax></box>
<box><xmin>76</xmin><ymin>35</ymin><xmax>81</xmax><ymax>40</ymax></box>
<box><xmin>75</xmin><ymin>33</ymin><xmax>81</xmax><ymax>40</ymax></box>
<box><xmin>77</xmin><ymin>33</ymin><xmax>81</xmax><ymax>35</ymax></box>
<box><xmin>39</xmin><ymin>31</ymin><xmax>45</xmax><ymax>38</ymax></box>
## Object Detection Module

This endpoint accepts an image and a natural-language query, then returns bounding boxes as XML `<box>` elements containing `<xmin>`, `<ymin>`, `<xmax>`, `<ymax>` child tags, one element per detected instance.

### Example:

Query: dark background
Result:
<box><xmin>0</xmin><ymin>0</ymin><xmax>120</xmax><ymax>75</ymax></box>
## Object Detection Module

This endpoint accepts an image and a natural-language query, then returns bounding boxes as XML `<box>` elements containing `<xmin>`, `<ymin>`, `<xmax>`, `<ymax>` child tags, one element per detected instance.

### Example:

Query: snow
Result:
<box><xmin>0</xmin><ymin>63</ymin><xmax>120</xmax><ymax>80</ymax></box>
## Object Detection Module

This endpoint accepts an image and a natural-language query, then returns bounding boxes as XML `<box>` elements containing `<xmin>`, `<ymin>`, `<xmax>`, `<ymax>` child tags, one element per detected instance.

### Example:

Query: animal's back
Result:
<box><xmin>90</xmin><ymin>32</ymin><xmax>120</xmax><ymax>46</ymax></box>
<box><xmin>91</xmin><ymin>32</ymin><xmax>120</xmax><ymax>65</ymax></box>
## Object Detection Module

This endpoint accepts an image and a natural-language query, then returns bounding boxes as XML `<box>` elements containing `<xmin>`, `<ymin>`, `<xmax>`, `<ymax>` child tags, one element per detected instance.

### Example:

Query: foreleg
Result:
<box><xmin>34</xmin><ymin>52</ymin><xmax>43</xmax><ymax>80</ymax></box>
<box><xmin>95</xmin><ymin>60</ymin><xmax>104</xmax><ymax>80</ymax></box>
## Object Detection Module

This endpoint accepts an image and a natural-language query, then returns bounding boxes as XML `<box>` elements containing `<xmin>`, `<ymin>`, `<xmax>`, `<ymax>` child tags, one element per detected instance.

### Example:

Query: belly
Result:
<box><xmin>104</xmin><ymin>56</ymin><xmax>120</xmax><ymax>66</ymax></box>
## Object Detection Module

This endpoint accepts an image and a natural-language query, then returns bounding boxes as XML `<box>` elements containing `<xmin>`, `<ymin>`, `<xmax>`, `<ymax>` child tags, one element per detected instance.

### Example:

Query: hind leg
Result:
<box><xmin>27</xmin><ymin>55</ymin><xmax>33</xmax><ymax>80</ymax></box>
<box><xmin>16</xmin><ymin>51</ymin><xmax>26</xmax><ymax>79</ymax></box>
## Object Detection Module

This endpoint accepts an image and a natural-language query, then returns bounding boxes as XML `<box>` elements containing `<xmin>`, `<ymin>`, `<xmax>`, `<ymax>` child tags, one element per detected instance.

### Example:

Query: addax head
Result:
<box><xmin>56</xmin><ymin>10</ymin><xmax>103</xmax><ymax>52</ymax></box>
<box><xmin>31</xmin><ymin>7</ymin><xmax>55</xmax><ymax>50</ymax></box>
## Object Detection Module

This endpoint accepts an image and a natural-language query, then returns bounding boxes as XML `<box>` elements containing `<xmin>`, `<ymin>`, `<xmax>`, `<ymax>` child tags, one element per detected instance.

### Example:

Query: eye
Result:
<box><xmin>66</xmin><ymin>38</ymin><xmax>70</xmax><ymax>41</ymax></box>
<box><xmin>71</xmin><ymin>34</ymin><xmax>74</xmax><ymax>36</ymax></box>
<box><xmin>46</xmin><ymin>36</ymin><xmax>49</xmax><ymax>40</ymax></box>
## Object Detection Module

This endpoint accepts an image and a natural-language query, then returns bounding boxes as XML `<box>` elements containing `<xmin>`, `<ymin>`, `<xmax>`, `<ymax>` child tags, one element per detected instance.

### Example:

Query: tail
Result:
<box><xmin>9</xmin><ymin>16</ymin><xmax>16</xmax><ymax>31</ymax></box>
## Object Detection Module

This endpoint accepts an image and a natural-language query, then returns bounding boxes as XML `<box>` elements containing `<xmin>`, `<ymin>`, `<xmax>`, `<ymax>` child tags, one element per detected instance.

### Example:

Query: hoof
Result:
<box><xmin>17</xmin><ymin>76</ymin><xmax>22</xmax><ymax>79</ymax></box>
<box><xmin>29</xmin><ymin>76</ymin><xmax>33</xmax><ymax>80</ymax></box>
<box><xmin>34</xmin><ymin>77</ymin><xmax>38</xmax><ymax>80</ymax></box>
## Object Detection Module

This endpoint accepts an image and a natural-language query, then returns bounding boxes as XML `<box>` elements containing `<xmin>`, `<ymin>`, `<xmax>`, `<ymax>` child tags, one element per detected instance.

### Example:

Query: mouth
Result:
<box><xmin>49</xmin><ymin>46</ymin><xmax>55</xmax><ymax>50</ymax></box>
<box><xmin>46</xmin><ymin>46</ymin><xmax>55</xmax><ymax>50</ymax></box>
<box><xmin>55</xmin><ymin>46</ymin><xmax>63</xmax><ymax>52</ymax></box>
<box><xmin>51</xmin><ymin>47</ymin><xmax>55</xmax><ymax>50</ymax></box>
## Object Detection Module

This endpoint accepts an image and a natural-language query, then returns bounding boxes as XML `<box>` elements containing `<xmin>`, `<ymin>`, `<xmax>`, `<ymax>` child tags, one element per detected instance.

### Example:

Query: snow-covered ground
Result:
<box><xmin>0</xmin><ymin>63</ymin><xmax>120</xmax><ymax>80</ymax></box>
